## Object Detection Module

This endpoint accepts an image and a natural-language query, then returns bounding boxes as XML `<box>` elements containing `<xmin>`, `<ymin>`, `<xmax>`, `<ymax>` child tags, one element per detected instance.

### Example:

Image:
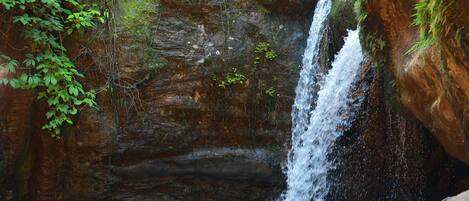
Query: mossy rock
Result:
<box><xmin>318</xmin><ymin>0</ymin><xmax>357</xmax><ymax>72</ymax></box>
<box><xmin>330</xmin><ymin>0</ymin><xmax>357</xmax><ymax>48</ymax></box>
<box><xmin>256</xmin><ymin>0</ymin><xmax>317</xmax><ymax>16</ymax></box>
<box><xmin>330</xmin><ymin>0</ymin><xmax>357</xmax><ymax>29</ymax></box>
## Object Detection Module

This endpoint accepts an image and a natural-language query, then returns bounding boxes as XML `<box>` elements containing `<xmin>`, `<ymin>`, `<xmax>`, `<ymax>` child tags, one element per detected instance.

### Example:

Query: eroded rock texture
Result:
<box><xmin>362</xmin><ymin>0</ymin><xmax>469</xmax><ymax>164</ymax></box>
<box><xmin>1</xmin><ymin>0</ymin><xmax>313</xmax><ymax>200</ymax></box>
<box><xmin>329</xmin><ymin>61</ymin><xmax>456</xmax><ymax>201</ymax></box>
<box><xmin>108</xmin><ymin>0</ymin><xmax>314</xmax><ymax>200</ymax></box>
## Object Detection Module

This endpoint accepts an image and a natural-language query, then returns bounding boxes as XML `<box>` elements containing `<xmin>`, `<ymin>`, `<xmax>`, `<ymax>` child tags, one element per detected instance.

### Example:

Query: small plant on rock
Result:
<box><xmin>253</xmin><ymin>42</ymin><xmax>278</xmax><ymax>67</ymax></box>
<box><xmin>265</xmin><ymin>86</ymin><xmax>278</xmax><ymax>97</ymax></box>
<box><xmin>214</xmin><ymin>68</ymin><xmax>246</xmax><ymax>89</ymax></box>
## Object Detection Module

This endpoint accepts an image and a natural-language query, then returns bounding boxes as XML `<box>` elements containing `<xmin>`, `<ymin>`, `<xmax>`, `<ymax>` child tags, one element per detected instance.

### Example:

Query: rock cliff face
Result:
<box><xmin>360</xmin><ymin>0</ymin><xmax>469</xmax><ymax>164</ymax></box>
<box><xmin>0</xmin><ymin>0</ymin><xmax>468</xmax><ymax>200</ymax></box>
<box><xmin>0</xmin><ymin>0</ymin><xmax>314</xmax><ymax>200</ymax></box>
<box><xmin>329</xmin><ymin>61</ymin><xmax>457</xmax><ymax>201</ymax></box>
<box><xmin>353</xmin><ymin>0</ymin><xmax>469</xmax><ymax>198</ymax></box>
<box><xmin>107</xmin><ymin>0</ymin><xmax>316</xmax><ymax>200</ymax></box>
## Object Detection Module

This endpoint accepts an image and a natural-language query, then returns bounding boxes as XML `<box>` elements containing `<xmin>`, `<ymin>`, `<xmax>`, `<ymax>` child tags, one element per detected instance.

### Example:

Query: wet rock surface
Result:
<box><xmin>361</xmin><ymin>0</ymin><xmax>469</xmax><ymax>164</ymax></box>
<box><xmin>111</xmin><ymin>148</ymin><xmax>283</xmax><ymax>201</ymax></box>
<box><xmin>328</xmin><ymin>62</ymin><xmax>457</xmax><ymax>201</ymax></box>
<box><xmin>109</xmin><ymin>1</ymin><xmax>310</xmax><ymax>199</ymax></box>
<box><xmin>1</xmin><ymin>0</ymin><xmax>310</xmax><ymax>200</ymax></box>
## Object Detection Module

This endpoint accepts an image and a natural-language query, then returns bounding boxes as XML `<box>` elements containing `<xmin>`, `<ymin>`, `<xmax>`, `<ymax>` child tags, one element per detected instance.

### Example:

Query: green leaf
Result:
<box><xmin>13</xmin><ymin>14</ymin><xmax>31</xmax><ymax>25</ymax></box>
<box><xmin>46</xmin><ymin>111</ymin><xmax>55</xmax><ymax>119</ymax></box>
<box><xmin>47</xmin><ymin>97</ymin><xmax>59</xmax><ymax>106</ymax></box>
<box><xmin>19</xmin><ymin>74</ymin><xmax>28</xmax><ymax>83</ymax></box>
<box><xmin>58</xmin><ymin>104</ymin><xmax>69</xmax><ymax>113</ymax></box>
<box><xmin>50</xmin><ymin>76</ymin><xmax>57</xmax><ymax>85</ymax></box>
<box><xmin>9</xmin><ymin>79</ymin><xmax>20</xmax><ymax>88</ymax></box>
<box><xmin>69</xmin><ymin>107</ymin><xmax>77</xmax><ymax>115</ymax></box>
<box><xmin>68</xmin><ymin>85</ymin><xmax>79</xmax><ymax>96</ymax></box>
<box><xmin>44</xmin><ymin>74</ymin><xmax>52</xmax><ymax>85</ymax></box>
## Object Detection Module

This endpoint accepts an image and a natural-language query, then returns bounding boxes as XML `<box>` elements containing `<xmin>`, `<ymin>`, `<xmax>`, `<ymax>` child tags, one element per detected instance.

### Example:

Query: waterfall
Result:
<box><xmin>281</xmin><ymin>22</ymin><xmax>364</xmax><ymax>201</ymax></box>
<box><xmin>290</xmin><ymin>0</ymin><xmax>332</xmax><ymax>151</ymax></box>
<box><xmin>281</xmin><ymin>0</ymin><xmax>332</xmax><ymax>199</ymax></box>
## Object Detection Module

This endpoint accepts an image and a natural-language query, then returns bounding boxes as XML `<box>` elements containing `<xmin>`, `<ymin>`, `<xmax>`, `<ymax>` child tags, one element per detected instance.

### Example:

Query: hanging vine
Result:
<box><xmin>0</xmin><ymin>0</ymin><xmax>104</xmax><ymax>137</ymax></box>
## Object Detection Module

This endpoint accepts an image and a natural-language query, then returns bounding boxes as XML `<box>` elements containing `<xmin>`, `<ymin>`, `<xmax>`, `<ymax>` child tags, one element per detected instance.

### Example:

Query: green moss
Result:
<box><xmin>354</xmin><ymin>0</ymin><xmax>400</xmax><ymax>108</ymax></box>
<box><xmin>119</xmin><ymin>0</ymin><xmax>167</xmax><ymax>71</ymax></box>
<box><xmin>120</xmin><ymin>0</ymin><xmax>156</xmax><ymax>41</ymax></box>
<box><xmin>329</xmin><ymin>0</ymin><xmax>358</xmax><ymax>60</ymax></box>
<box><xmin>353</xmin><ymin>0</ymin><xmax>386</xmax><ymax>61</ymax></box>
<box><xmin>330</xmin><ymin>0</ymin><xmax>357</xmax><ymax>31</ymax></box>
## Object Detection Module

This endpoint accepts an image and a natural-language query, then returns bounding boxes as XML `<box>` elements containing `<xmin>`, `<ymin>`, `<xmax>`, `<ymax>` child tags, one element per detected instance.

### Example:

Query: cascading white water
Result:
<box><xmin>280</xmin><ymin>0</ymin><xmax>332</xmax><ymax>199</ymax></box>
<box><xmin>290</xmin><ymin>0</ymin><xmax>332</xmax><ymax>149</ymax></box>
<box><xmin>281</xmin><ymin>25</ymin><xmax>364</xmax><ymax>201</ymax></box>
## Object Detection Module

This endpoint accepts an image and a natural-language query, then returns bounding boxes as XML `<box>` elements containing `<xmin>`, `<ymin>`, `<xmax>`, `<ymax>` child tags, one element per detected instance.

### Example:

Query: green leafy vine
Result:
<box><xmin>0</xmin><ymin>0</ymin><xmax>104</xmax><ymax>137</ymax></box>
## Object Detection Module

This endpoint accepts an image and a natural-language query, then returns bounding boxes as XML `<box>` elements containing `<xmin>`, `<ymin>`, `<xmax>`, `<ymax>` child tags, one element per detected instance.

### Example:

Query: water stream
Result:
<box><xmin>280</xmin><ymin>2</ymin><xmax>364</xmax><ymax>198</ymax></box>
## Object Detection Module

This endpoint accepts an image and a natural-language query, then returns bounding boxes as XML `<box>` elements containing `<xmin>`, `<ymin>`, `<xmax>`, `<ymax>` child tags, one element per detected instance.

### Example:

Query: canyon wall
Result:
<box><xmin>0</xmin><ymin>0</ymin><xmax>468</xmax><ymax>200</ymax></box>
<box><xmin>0</xmin><ymin>0</ymin><xmax>314</xmax><ymax>200</ymax></box>
<box><xmin>360</xmin><ymin>0</ymin><xmax>469</xmax><ymax>165</ymax></box>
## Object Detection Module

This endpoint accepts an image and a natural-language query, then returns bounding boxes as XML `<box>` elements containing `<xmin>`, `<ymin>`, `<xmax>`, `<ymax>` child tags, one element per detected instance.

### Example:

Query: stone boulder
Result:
<box><xmin>443</xmin><ymin>190</ymin><xmax>469</xmax><ymax>201</ymax></box>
